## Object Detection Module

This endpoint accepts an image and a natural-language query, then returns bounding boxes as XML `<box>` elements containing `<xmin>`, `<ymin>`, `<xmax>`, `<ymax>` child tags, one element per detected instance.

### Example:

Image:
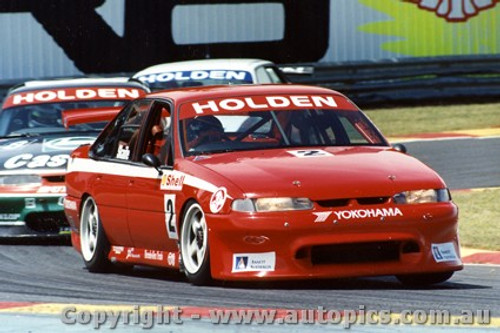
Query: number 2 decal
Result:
<box><xmin>164</xmin><ymin>194</ymin><xmax>178</xmax><ymax>239</ymax></box>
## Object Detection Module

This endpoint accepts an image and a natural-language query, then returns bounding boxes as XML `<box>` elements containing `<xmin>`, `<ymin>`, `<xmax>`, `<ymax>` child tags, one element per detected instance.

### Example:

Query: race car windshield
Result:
<box><xmin>0</xmin><ymin>100</ymin><xmax>127</xmax><ymax>137</ymax></box>
<box><xmin>180</xmin><ymin>109</ymin><xmax>388</xmax><ymax>156</ymax></box>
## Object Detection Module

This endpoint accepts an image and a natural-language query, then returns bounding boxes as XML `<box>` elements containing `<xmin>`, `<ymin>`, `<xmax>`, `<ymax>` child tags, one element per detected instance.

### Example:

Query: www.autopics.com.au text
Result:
<box><xmin>60</xmin><ymin>305</ymin><xmax>491</xmax><ymax>329</ymax></box>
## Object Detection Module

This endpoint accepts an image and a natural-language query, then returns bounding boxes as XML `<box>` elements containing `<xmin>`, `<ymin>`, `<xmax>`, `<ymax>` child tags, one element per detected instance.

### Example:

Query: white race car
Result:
<box><xmin>132</xmin><ymin>58</ymin><xmax>288</xmax><ymax>91</ymax></box>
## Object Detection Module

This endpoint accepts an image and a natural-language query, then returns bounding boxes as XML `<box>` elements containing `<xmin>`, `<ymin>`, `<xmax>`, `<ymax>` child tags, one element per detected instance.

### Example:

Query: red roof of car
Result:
<box><xmin>148</xmin><ymin>84</ymin><xmax>349</xmax><ymax>104</ymax></box>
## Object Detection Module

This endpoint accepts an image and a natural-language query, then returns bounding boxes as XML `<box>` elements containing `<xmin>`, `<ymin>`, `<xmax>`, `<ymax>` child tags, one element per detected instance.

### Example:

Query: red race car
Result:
<box><xmin>64</xmin><ymin>84</ymin><xmax>463</xmax><ymax>285</ymax></box>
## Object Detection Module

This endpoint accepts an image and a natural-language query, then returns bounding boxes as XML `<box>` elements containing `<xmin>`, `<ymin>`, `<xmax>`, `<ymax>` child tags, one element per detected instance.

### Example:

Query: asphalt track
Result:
<box><xmin>0</xmin><ymin>245</ymin><xmax>498</xmax><ymax>332</ymax></box>
<box><xmin>0</xmin><ymin>137</ymin><xmax>498</xmax><ymax>332</ymax></box>
<box><xmin>403</xmin><ymin>137</ymin><xmax>500</xmax><ymax>190</ymax></box>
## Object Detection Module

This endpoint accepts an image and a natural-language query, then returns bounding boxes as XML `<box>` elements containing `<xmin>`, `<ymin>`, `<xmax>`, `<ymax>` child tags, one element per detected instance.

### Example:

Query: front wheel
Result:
<box><xmin>180</xmin><ymin>202</ymin><xmax>211</xmax><ymax>285</ymax></box>
<box><xmin>80</xmin><ymin>196</ymin><xmax>111</xmax><ymax>272</ymax></box>
<box><xmin>396</xmin><ymin>271</ymin><xmax>454</xmax><ymax>286</ymax></box>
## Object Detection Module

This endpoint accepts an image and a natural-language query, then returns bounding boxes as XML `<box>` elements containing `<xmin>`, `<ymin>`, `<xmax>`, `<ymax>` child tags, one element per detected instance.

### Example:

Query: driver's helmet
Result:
<box><xmin>28</xmin><ymin>105</ymin><xmax>62</xmax><ymax>128</ymax></box>
<box><xmin>186</xmin><ymin>116</ymin><xmax>224</xmax><ymax>143</ymax></box>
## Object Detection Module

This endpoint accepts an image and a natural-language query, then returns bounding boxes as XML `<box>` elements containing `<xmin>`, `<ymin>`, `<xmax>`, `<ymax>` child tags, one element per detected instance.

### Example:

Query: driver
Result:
<box><xmin>28</xmin><ymin>105</ymin><xmax>62</xmax><ymax>128</ymax></box>
<box><xmin>186</xmin><ymin>116</ymin><xmax>225</xmax><ymax>149</ymax></box>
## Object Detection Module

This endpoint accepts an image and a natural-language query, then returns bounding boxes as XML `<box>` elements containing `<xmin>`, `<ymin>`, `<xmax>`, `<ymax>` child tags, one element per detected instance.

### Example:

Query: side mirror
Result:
<box><xmin>142</xmin><ymin>153</ymin><xmax>163</xmax><ymax>175</ymax></box>
<box><xmin>392</xmin><ymin>143</ymin><xmax>407</xmax><ymax>154</ymax></box>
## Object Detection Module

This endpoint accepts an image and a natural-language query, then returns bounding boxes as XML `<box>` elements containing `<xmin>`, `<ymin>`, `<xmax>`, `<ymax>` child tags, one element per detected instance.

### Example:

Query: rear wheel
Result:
<box><xmin>180</xmin><ymin>202</ymin><xmax>211</xmax><ymax>285</ymax></box>
<box><xmin>80</xmin><ymin>196</ymin><xmax>111</xmax><ymax>272</ymax></box>
<box><xmin>396</xmin><ymin>271</ymin><xmax>454</xmax><ymax>286</ymax></box>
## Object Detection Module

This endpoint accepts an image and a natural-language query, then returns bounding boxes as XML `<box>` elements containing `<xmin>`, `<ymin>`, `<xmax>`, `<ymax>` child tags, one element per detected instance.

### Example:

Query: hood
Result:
<box><xmin>0</xmin><ymin>133</ymin><xmax>95</xmax><ymax>175</ymax></box>
<box><xmin>190</xmin><ymin>147</ymin><xmax>446</xmax><ymax>200</ymax></box>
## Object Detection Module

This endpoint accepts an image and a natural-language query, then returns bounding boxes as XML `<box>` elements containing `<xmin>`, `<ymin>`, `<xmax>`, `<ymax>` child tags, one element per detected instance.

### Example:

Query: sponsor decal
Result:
<box><xmin>126</xmin><ymin>248</ymin><xmax>141</xmax><ymax>259</ymax></box>
<box><xmin>287</xmin><ymin>150</ymin><xmax>334</xmax><ymax>158</ymax></box>
<box><xmin>164</xmin><ymin>194</ymin><xmax>178</xmax><ymax>240</ymax></box>
<box><xmin>193</xmin><ymin>155</ymin><xmax>212</xmax><ymax>162</ymax></box>
<box><xmin>432</xmin><ymin>242</ymin><xmax>459</xmax><ymax>263</ymax></box>
<box><xmin>4</xmin><ymin>154</ymin><xmax>69</xmax><ymax>169</ymax></box>
<box><xmin>210</xmin><ymin>187</ymin><xmax>227</xmax><ymax>214</ymax></box>
<box><xmin>112</xmin><ymin>246</ymin><xmax>125</xmax><ymax>255</ymax></box>
<box><xmin>25</xmin><ymin>198</ymin><xmax>36</xmax><ymax>209</ymax></box>
<box><xmin>63</xmin><ymin>198</ymin><xmax>77</xmax><ymax>211</ymax></box>
<box><xmin>138</xmin><ymin>70</ymin><xmax>252</xmax><ymax>84</ymax></box>
<box><xmin>0</xmin><ymin>214</ymin><xmax>21</xmax><ymax>221</ymax></box>
<box><xmin>116</xmin><ymin>145</ymin><xmax>130</xmax><ymax>160</ymax></box>
<box><xmin>332</xmin><ymin>208</ymin><xmax>403</xmax><ymax>220</ymax></box>
<box><xmin>167</xmin><ymin>252</ymin><xmax>176</xmax><ymax>267</ymax></box>
<box><xmin>0</xmin><ymin>140</ymin><xmax>33</xmax><ymax>151</ymax></box>
<box><xmin>144</xmin><ymin>250</ymin><xmax>164</xmax><ymax>261</ymax></box>
<box><xmin>42</xmin><ymin>137</ymin><xmax>95</xmax><ymax>152</ymax></box>
<box><xmin>37</xmin><ymin>186</ymin><xmax>66</xmax><ymax>194</ymax></box>
<box><xmin>189</xmin><ymin>95</ymin><xmax>338</xmax><ymax>115</ymax></box>
<box><xmin>4</xmin><ymin>88</ymin><xmax>142</xmax><ymax>108</ymax></box>
<box><xmin>232</xmin><ymin>252</ymin><xmax>276</xmax><ymax>273</ymax></box>
<box><xmin>68</xmin><ymin>157</ymin><xmax>221</xmax><ymax>194</ymax></box>
<box><xmin>160</xmin><ymin>172</ymin><xmax>185</xmax><ymax>191</ymax></box>
<box><xmin>313</xmin><ymin>212</ymin><xmax>332</xmax><ymax>223</ymax></box>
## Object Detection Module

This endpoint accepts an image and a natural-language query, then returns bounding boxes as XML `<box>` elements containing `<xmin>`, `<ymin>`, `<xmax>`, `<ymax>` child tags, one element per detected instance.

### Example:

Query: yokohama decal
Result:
<box><xmin>332</xmin><ymin>208</ymin><xmax>403</xmax><ymax>220</ymax></box>
<box><xmin>313</xmin><ymin>212</ymin><xmax>332</xmax><ymax>223</ymax></box>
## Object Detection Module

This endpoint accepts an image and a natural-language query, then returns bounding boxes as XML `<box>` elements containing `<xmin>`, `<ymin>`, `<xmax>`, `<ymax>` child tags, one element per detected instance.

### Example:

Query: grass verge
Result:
<box><xmin>364</xmin><ymin>102</ymin><xmax>500</xmax><ymax>137</ymax></box>
<box><xmin>452</xmin><ymin>187</ymin><xmax>500</xmax><ymax>251</ymax></box>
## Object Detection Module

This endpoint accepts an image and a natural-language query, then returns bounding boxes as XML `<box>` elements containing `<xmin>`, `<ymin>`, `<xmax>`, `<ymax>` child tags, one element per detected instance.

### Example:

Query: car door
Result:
<box><xmin>126</xmin><ymin>101</ymin><xmax>178</xmax><ymax>252</ymax></box>
<box><xmin>89</xmin><ymin>99</ymin><xmax>153</xmax><ymax>246</ymax></box>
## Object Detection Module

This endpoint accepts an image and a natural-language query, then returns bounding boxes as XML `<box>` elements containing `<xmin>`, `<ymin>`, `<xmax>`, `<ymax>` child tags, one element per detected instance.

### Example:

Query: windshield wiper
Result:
<box><xmin>189</xmin><ymin>148</ymin><xmax>236</xmax><ymax>156</ymax></box>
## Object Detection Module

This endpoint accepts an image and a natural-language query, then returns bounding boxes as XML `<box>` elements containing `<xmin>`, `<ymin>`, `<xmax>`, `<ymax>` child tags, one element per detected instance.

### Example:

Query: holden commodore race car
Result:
<box><xmin>0</xmin><ymin>78</ymin><xmax>149</xmax><ymax>237</ymax></box>
<box><xmin>132</xmin><ymin>58</ymin><xmax>288</xmax><ymax>91</ymax></box>
<box><xmin>64</xmin><ymin>84</ymin><xmax>463</xmax><ymax>286</ymax></box>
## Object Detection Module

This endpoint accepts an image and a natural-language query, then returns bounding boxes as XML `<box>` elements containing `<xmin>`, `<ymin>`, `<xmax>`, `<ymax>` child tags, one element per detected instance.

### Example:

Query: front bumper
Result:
<box><xmin>0</xmin><ymin>195</ymin><xmax>70</xmax><ymax>237</ymax></box>
<box><xmin>207</xmin><ymin>202</ymin><xmax>463</xmax><ymax>281</ymax></box>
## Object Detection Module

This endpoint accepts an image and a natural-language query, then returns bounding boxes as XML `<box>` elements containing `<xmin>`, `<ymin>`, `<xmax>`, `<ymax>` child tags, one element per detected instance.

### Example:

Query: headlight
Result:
<box><xmin>232</xmin><ymin>197</ymin><xmax>313</xmax><ymax>212</ymax></box>
<box><xmin>0</xmin><ymin>175</ymin><xmax>42</xmax><ymax>186</ymax></box>
<box><xmin>393</xmin><ymin>189</ymin><xmax>450</xmax><ymax>204</ymax></box>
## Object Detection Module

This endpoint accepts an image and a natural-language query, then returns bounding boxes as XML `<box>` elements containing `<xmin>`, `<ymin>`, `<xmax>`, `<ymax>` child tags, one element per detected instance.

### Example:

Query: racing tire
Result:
<box><xmin>180</xmin><ymin>202</ymin><xmax>212</xmax><ymax>285</ymax></box>
<box><xmin>396</xmin><ymin>271</ymin><xmax>454</xmax><ymax>286</ymax></box>
<box><xmin>80</xmin><ymin>196</ymin><xmax>111</xmax><ymax>273</ymax></box>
